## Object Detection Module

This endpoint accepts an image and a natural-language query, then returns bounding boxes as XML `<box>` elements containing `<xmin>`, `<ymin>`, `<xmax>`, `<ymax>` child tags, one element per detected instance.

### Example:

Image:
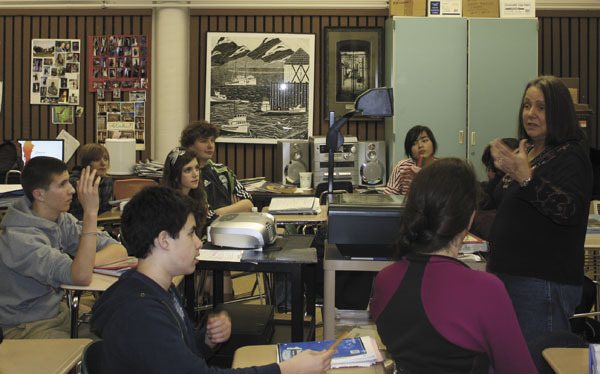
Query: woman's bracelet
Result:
<box><xmin>81</xmin><ymin>231</ymin><xmax>98</xmax><ymax>236</ymax></box>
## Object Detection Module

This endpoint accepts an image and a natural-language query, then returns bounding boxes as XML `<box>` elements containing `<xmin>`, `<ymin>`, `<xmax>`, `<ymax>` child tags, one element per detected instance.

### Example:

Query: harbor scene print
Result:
<box><xmin>205</xmin><ymin>32</ymin><xmax>315</xmax><ymax>143</ymax></box>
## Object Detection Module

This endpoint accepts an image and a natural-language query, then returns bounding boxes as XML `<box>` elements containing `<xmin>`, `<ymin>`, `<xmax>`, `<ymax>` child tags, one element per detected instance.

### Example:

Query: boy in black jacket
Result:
<box><xmin>91</xmin><ymin>186</ymin><xmax>331</xmax><ymax>373</ymax></box>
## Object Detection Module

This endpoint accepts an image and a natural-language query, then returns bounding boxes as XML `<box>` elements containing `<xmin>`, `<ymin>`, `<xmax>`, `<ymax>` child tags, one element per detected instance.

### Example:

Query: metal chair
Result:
<box><xmin>113</xmin><ymin>178</ymin><xmax>158</xmax><ymax>200</ymax></box>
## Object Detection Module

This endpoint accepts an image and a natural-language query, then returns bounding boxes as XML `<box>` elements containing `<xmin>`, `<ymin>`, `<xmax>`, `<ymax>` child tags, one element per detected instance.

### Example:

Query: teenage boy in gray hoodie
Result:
<box><xmin>0</xmin><ymin>156</ymin><xmax>127</xmax><ymax>338</ymax></box>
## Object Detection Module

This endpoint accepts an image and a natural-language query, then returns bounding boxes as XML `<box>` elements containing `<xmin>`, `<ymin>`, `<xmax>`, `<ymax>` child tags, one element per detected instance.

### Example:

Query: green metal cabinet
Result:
<box><xmin>385</xmin><ymin>17</ymin><xmax>538</xmax><ymax>179</ymax></box>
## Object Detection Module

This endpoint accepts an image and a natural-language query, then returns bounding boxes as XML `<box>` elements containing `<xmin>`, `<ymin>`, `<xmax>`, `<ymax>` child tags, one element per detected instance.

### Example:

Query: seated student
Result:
<box><xmin>0</xmin><ymin>157</ymin><xmax>127</xmax><ymax>339</ymax></box>
<box><xmin>384</xmin><ymin>125</ymin><xmax>437</xmax><ymax>195</ymax></box>
<box><xmin>371</xmin><ymin>158</ymin><xmax>536</xmax><ymax>373</ymax></box>
<box><xmin>162</xmin><ymin>147</ymin><xmax>216</xmax><ymax>235</ymax></box>
<box><xmin>180</xmin><ymin>120</ymin><xmax>253</xmax><ymax>215</ymax></box>
<box><xmin>181</xmin><ymin>120</ymin><xmax>253</xmax><ymax>300</ymax></box>
<box><xmin>91</xmin><ymin>186</ymin><xmax>332</xmax><ymax>373</ymax></box>
<box><xmin>69</xmin><ymin>143</ymin><xmax>114</xmax><ymax>220</ymax></box>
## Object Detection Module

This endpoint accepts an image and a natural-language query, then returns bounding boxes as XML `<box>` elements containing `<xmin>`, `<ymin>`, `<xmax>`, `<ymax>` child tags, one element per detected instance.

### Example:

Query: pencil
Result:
<box><xmin>326</xmin><ymin>332</ymin><xmax>349</xmax><ymax>353</ymax></box>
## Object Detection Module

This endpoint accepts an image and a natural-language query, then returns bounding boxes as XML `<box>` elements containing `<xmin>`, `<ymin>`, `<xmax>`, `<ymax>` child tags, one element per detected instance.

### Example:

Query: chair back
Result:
<box><xmin>0</xmin><ymin>141</ymin><xmax>22</xmax><ymax>184</ymax></box>
<box><xmin>113</xmin><ymin>178</ymin><xmax>157</xmax><ymax>200</ymax></box>
<box><xmin>81</xmin><ymin>340</ymin><xmax>103</xmax><ymax>374</ymax></box>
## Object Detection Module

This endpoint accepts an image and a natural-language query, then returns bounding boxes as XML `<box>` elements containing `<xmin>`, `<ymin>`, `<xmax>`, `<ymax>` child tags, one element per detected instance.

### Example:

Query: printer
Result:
<box><xmin>207</xmin><ymin>212</ymin><xmax>277</xmax><ymax>250</ymax></box>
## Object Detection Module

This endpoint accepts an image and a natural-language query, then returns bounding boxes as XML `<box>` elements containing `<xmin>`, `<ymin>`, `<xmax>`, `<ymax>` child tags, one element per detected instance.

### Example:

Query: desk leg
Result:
<box><xmin>290</xmin><ymin>266</ymin><xmax>303</xmax><ymax>342</ymax></box>
<box><xmin>67</xmin><ymin>290</ymin><xmax>81</xmax><ymax>339</ymax></box>
<box><xmin>212</xmin><ymin>270</ymin><xmax>224</xmax><ymax>308</ymax></box>
<box><xmin>323</xmin><ymin>267</ymin><xmax>335</xmax><ymax>340</ymax></box>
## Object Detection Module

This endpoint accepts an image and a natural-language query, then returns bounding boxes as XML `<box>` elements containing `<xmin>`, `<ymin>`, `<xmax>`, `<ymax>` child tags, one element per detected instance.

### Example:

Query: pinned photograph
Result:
<box><xmin>52</xmin><ymin>106</ymin><xmax>74</xmax><ymax>125</ymax></box>
<box><xmin>75</xmin><ymin>106</ymin><xmax>84</xmax><ymax>117</ymax></box>
<box><xmin>129</xmin><ymin>91</ymin><xmax>146</xmax><ymax>102</ymax></box>
<box><xmin>31</xmin><ymin>38</ymin><xmax>80</xmax><ymax>105</ymax></box>
<box><xmin>97</xmin><ymin>88</ymin><xmax>105</xmax><ymax>100</ymax></box>
<box><xmin>113</xmin><ymin>88</ymin><xmax>121</xmax><ymax>99</ymax></box>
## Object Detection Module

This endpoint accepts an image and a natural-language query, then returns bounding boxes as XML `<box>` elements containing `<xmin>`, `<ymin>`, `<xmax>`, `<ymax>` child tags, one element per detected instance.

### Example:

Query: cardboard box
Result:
<box><xmin>389</xmin><ymin>0</ymin><xmax>427</xmax><ymax>16</ymax></box>
<box><xmin>463</xmin><ymin>0</ymin><xmax>499</xmax><ymax>17</ymax></box>
<box><xmin>428</xmin><ymin>0</ymin><xmax>462</xmax><ymax>17</ymax></box>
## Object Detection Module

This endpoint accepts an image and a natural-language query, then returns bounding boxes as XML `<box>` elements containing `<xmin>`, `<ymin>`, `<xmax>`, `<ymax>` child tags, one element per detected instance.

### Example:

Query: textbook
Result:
<box><xmin>459</xmin><ymin>233</ymin><xmax>488</xmax><ymax>254</ymax></box>
<box><xmin>277</xmin><ymin>336</ymin><xmax>382</xmax><ymax>369</ymax></box>
<box><xmin>93</xmin><ymin>256</ymin><xmax>138</xmax><ymax>277</ymax></box>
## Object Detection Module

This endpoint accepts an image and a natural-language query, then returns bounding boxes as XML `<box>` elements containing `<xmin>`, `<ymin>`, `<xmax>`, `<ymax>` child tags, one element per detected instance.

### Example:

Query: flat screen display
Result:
<box><xmin>18</xmin><ymin>139</ymin><xmax>64</xmax><ymax>164</ymax></box>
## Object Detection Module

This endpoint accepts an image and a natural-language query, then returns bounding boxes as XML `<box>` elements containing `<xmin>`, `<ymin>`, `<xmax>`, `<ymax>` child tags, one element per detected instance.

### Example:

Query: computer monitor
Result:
<box><xmin>17</xmin><ymin>139</ymin><xmax>64</xmax><ymax>164</ymax></box>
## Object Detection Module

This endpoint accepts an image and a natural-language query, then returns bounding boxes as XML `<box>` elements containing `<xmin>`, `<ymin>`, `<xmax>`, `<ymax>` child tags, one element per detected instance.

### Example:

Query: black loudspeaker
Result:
<box><xmin>357</xmin><ymin>141</ymin><xmax>386</xmax><ymax>187</ymax></box>
<box><xmin>275</xmin><ymin>140</ymin><xmax>309</xmax><ymax>185</ymax></box>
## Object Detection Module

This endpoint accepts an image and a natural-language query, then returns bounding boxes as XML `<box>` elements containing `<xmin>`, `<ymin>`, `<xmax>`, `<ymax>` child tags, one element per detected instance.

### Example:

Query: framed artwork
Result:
<box><xmin>52</xmin><ymin>106</ymin><xmax>75</xmax><ymax>125</ymax></box>
<box><xmin>96</xmin><ymin>101</ymin><xmax>146</xmax><ymax>150</ymax></box>
<box><xmin>31</xmin><ymin>39</ymin><xmax>81</xmax><ymax>105</ymax></box>
<box><xmin>324</xmin><ymin>27</ymin><xmax>384</xmax><ymax>119</ymax></box>
<box><xmin>88</xmin><ymin>35</ymin><xmax>150</xmax><ymax>93</ymax></box>
<box><xmin>205</xmin><ymin>32</ymin><xmax>315</xmax><ymax>144</ymax></box>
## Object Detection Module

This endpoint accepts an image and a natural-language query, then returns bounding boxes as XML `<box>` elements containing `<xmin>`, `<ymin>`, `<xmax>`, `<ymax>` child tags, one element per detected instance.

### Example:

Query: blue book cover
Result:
<box><xmin>277</xmin><ymin>337</ymin><xmax>366</xmax><ymax>362</ymax></box>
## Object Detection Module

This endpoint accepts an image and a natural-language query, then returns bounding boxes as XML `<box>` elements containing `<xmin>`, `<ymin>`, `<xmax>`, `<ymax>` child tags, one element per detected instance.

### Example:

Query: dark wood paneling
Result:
<box><xmin>538</xmin><ymin>10</ymin><xmax>600</xmax><ymax>148</ymax></box>
<box><xmin>3</xmin><ymin>8</ymin><xmax>596</xmax><ymax>180</ymax></box>
<box><xmin>189</xmin><ymin>11</ymin><xmax>387</xmax><ymax>180</ymax></box>
<box><xmin>0</xmin><ymin>11</ymin><xmax>152</xmax><ymax>165</ymax></box>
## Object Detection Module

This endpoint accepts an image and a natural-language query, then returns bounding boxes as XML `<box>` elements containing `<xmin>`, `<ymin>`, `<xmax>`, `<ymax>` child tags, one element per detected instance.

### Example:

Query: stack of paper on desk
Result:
<box><xmin>277</xmin><ymin>336</ymin><xmax>382</xmax><ymax>369</ymax></box>
<box><xmin>268</xmin><ymin>197</ymin><xmax>320</xmax><ymax>215</ymax></box>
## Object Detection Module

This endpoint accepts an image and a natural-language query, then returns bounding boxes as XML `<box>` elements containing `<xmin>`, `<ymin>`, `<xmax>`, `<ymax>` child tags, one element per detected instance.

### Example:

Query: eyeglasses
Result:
<box><xmin>168</xmin><ymin>148</ymin><xmax>186</xmax><ymax>167</ymax></box>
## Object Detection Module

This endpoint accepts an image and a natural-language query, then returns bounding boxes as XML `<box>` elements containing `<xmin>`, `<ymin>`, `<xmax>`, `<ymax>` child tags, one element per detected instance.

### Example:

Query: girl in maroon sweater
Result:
<box><xmin>371</xmin><ymin>158</ymin><xmax>535</xmax><ymax>373</ymax></box>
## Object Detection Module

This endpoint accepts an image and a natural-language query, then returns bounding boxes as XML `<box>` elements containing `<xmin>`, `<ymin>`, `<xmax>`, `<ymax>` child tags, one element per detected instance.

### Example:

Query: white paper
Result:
<box><xmin>196</xmin><ymin>249</ymin><xmax>244</xmax><ymax>263</ymax></box>
<box><xmin>0</xmin><ymin>184</ymin><xmax>22</xmax><ymax>193</ymax></box>
<box><xmin>56</xmin><ymin>129</ymin><xmax>80</xmax><ymax>162</ymax></box>
<box><xmin>500</xmin><ymin>0</ymin><xmax>535</xmax><ymax>18</ymax></box>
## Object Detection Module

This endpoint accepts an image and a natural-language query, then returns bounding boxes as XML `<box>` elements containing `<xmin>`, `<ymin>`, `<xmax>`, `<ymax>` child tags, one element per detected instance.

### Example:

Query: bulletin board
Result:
<box><xmin>88</xmin><ymin>35</ymin><xmax>150</xmax><ymax>93</ymax></box>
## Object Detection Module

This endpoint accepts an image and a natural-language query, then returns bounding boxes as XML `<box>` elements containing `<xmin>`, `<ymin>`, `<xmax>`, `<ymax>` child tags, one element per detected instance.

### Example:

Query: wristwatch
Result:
<box><xmin>520</xmin><ymin>175</ymin><xmax>532</xmax><ymax>187</ymax></box>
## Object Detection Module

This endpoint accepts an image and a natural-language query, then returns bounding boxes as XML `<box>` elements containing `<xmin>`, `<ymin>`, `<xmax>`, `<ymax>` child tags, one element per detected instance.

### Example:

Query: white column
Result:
<box><xmin>152</xmin><ymin>3</ymin><xmax>189</xmax><ymax>163</ymax></box>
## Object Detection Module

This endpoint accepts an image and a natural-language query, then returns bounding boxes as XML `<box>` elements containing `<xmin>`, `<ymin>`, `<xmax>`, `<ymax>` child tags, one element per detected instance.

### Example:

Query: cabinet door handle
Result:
<box><xmin>459</xmin><ymin>130</ymin><xmax>464</xmax><ymax>145</ymax></box>
<box><xmin>471</xmin><ymin>132</ymin><xmax>477</xmax><ymax>146</ymax></box>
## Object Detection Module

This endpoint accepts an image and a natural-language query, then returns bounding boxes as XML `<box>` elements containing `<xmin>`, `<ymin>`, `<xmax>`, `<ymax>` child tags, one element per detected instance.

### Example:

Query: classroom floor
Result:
<box><xmin>230</xmin><ymin>271</ymin><xmax>325</xmax><ymax>341</ymax></box>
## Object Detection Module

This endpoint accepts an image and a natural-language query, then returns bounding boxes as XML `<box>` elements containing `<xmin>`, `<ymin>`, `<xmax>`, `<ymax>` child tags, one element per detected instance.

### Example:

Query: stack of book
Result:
<box><xmin>277</xmin><ymin>336</ymin><xmax>382</xmax><ymax>369</ymax></box>
<box><xmin>94</xmin><ymin>256</ymin><xmax>138</xmax><ymax>277</ymax></box>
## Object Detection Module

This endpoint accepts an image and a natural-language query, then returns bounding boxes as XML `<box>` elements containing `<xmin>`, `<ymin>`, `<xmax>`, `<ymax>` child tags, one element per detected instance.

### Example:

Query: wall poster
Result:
<box><xmin>31</xmin><ymin>39</ymin><xmax>81</xmax><ymax>105</ymax></box>
<box><xmin>205</xmin><ymin>32</ymin><xmax>315</xmax><ymax>144</ymax></box>
<box><xmin>96</xmin><ymin>101</ymin><xmax>146</xmax><ymax>150</ymax></box>
<box><xmin>88</xmin><ymin>35</ymin><xmax>150</xmax><ymax>93</ymax></box>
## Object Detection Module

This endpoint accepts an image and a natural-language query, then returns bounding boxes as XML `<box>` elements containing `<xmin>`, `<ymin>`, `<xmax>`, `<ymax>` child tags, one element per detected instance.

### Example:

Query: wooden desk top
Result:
<box><xmin>98</xmin><ymin>208</ymin><xmax>121</xmax><ymax>223</ymax></box>
<box><xmin>61</xmin><ymin>272</ymin><xmax>118</xmax><ymax>291</ymax></box>
<box><xmin>0</xmin><ymin>338</ymin><xmax>92</xmax><ymax>374</ymax></box>
<box><xmin>232</xmin><ymin>344</ymin><xmax>388</xmax><ymax>373</ymax></box>
<box><xmin>542</xmin><ymin>348</ymin><xmax>588</xmax><ymax>374</ymax></box>
<box><xmin>61</xmin><ymin>272</ymin><xmax>184</xmax><ymax>291</ymax></box>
